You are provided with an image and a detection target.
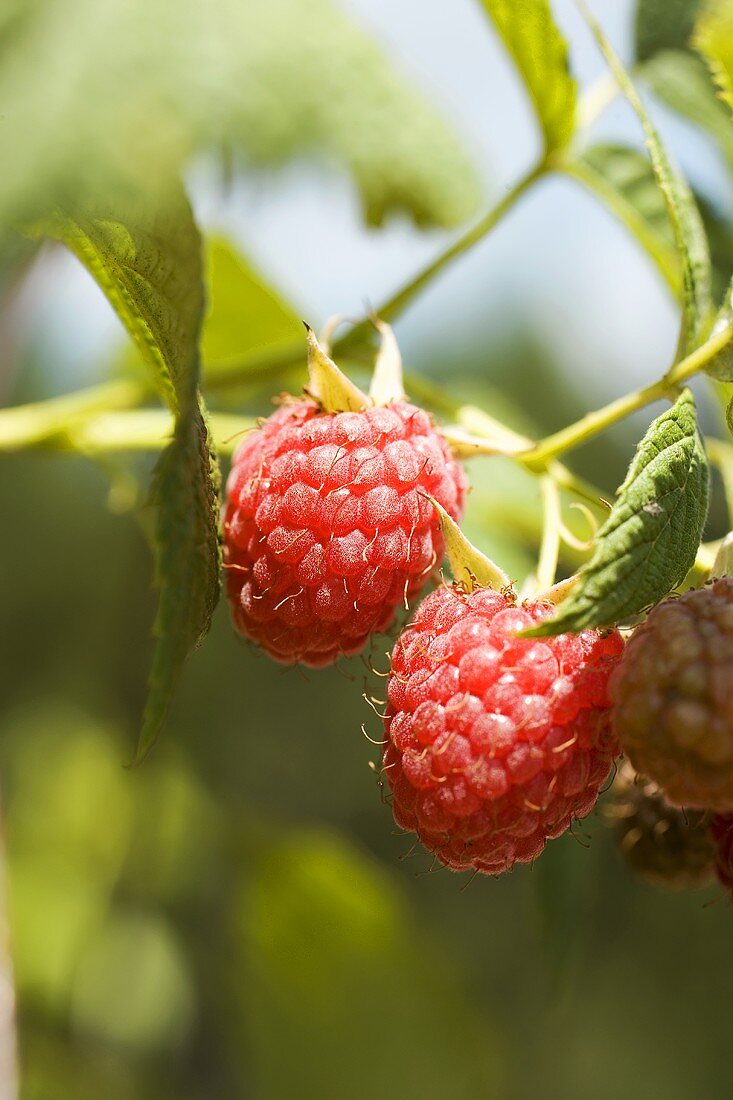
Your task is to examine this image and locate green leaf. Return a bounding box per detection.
[0,0,481,232]
[642,49,733,171]
[202,237,303,375]
[44,192,204,414]
[695,0,733,114]
[698,192,733,304]
[568,144,681,296]
[137,402,221,763]
[582,5,712,355]
[477,0,577,152]
[43,187,221,761]
[705,277,733,381]
[530,390,709,634]
[635,0,701,62]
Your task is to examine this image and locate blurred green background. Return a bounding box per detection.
[2,1,733,1098]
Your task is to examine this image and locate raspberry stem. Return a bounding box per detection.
[536,476,562,591]
[0,404,251,455]
[523,322,733,468]
[336,162,548,345]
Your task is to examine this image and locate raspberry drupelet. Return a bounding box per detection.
[610,579,733,811]
[224,398,467,667]
[383,584,624,874]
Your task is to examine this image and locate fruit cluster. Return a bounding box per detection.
[223,329,733,897]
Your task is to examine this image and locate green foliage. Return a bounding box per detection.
[635,0,701,62]
[139,405,221,763]
[570,144,680,295]
[634,2,733,204]
[202,237,303,372]
[584,5,712,355]
[0,0,481,231]
[477,0,577,152]
[699,192,733,304]
[42,188,222,762]
[643,50,733,170]
[4,5,733,1098]
[695,0,733,114]
[238,832,500,1100]
[43,193,204,413]
[706,278,733,380]
[70,911,194,1052]
[532,391,710,634]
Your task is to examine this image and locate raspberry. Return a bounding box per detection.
[610,579,733,811]
[224,398,467,667]
[604,760,714,890]
[710,813,733,900]
[382,584,623,874]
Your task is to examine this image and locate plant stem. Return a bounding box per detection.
[201,161,549,388]
[559,156,681,298]
[456,404,611,510]
[0,379,142,452]
[0,158,549,444]
[523,323,733,469]
[337,161,548,353]
[536,476,562,590]
[0,405,252,456]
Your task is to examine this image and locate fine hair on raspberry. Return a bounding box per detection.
[224,398,467,667]
[383,583,623,874]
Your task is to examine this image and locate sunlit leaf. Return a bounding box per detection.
[635,0,701,62]
[705,277,733,381]
[0,0,481,231]
[42,187,221,761]
[530,391,709,634]
[695,0,733,113]
[45,193,204,412]
[138,403,221,763]
[698,192,733,304]
[568,144,680,296]
[202,236,303,376]
[582,5,712,355]
[478,0,577,152]
[643,49,733,170]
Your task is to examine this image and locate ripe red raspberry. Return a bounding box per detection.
[382,584,623,874]
[710,813,733,900]
[604,760,715,891]
[610,579,733,811]
[224,399,467,667]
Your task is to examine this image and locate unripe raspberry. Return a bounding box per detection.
[604,760,714,890]
[710,813,733,900]
[611,579,733,811]
[383,584,623,874]
[224,399,467,667]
